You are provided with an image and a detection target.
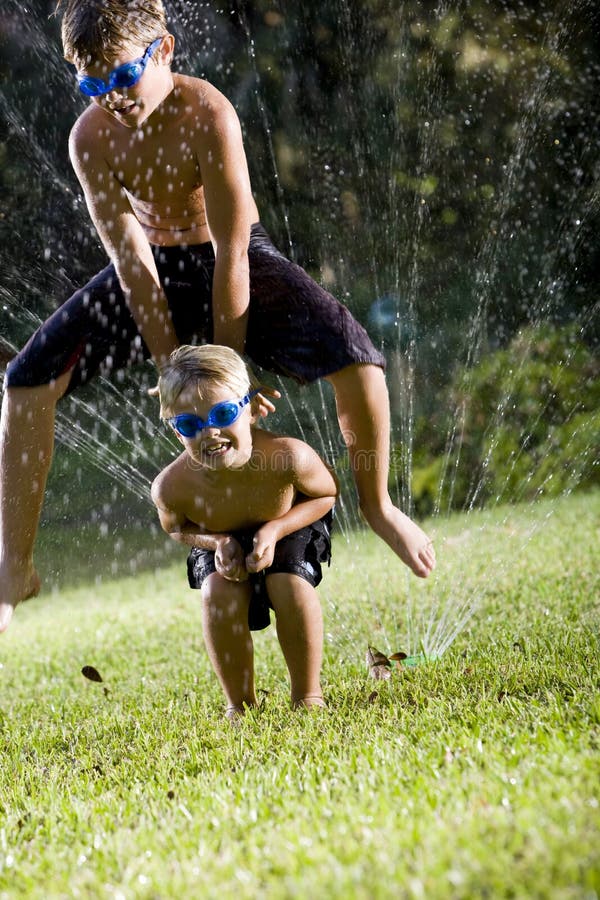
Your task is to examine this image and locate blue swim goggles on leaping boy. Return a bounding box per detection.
[167,390,260,438]
[77,37,163,97]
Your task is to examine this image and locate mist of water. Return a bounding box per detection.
[1,0,598,657]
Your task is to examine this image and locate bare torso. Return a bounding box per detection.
[85,74,259,246]
[163,429,297,533]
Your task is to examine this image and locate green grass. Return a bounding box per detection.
[1,492,599,899]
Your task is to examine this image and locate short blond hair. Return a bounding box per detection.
[57,0,167,67]
[158,345,260,418]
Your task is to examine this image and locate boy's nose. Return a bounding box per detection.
[105,89,122,104]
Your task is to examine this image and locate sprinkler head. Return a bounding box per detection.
[402,653,439,667]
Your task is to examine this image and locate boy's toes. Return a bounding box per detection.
[422,541,436,568]
[415,542,436,577]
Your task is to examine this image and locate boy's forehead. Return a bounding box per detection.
[178,379,239,403]
[76,40,146,71]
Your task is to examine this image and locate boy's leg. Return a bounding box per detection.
[245,233,434,577]
[266,573,325,709]
[326,363,436,579]
[200,573,258,716]
[0,371,72,632]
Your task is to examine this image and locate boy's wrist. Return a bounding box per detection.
[255,522,280,545]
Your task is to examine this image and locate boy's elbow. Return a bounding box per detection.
[320,493,336,515]
[330,471,341,499]
[150,477,162,507]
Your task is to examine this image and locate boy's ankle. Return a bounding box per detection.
[359,496,395,521]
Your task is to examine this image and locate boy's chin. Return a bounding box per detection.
[201,446,252,470]
[107,100,150,128]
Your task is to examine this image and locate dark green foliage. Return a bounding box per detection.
[406,325,600,514]
[1,0,598,348]
[1,0,599,528]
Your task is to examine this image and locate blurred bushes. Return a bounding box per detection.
[398,324,600,515]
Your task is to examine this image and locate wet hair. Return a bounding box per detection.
[56,0,167,67]
[158,345,260,419]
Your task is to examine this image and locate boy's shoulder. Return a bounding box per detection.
[173,73,230,105]
[151,451,199,505]
[69,74,236,149]
[252,428,325,472]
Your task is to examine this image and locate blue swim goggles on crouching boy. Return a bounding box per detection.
[77,37,163,97]
[167,390,260,438]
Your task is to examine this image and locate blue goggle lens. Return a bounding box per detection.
[78,77,105,97]
[168,391,258,438]
[211,402,239,428]
[172,414,205,437]
[77,38,161,97]
[112,62,142,88]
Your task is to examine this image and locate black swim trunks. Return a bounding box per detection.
[187,510,333,631]
[5,224,385,394]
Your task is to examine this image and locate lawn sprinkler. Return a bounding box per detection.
[401,653,439,667]
[402,642,440,667]
[367,645,440,678]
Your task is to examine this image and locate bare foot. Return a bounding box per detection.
[0,561,41,632]
[292,695,326,711]
[224,701,258,723]
[225,705,246,724]
[362,502,436,578]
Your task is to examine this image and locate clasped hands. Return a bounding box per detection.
[215,526,278,582]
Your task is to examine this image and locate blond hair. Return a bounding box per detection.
[56,0,167,67]
[158,345,260,418]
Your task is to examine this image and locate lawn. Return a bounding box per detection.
[0,492,598,899]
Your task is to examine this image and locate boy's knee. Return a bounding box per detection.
[266,572,303,605]
[201,573,249,620]
[4,370,72,409]
[201,572,229,603]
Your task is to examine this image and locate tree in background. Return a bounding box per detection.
[1,0,597,524]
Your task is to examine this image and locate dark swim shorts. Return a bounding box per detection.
[5,224,385,394]
[187,510,333,631]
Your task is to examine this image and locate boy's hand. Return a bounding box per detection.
[215,536,248,582]
[245,525,278,573]
[255,384,281,418]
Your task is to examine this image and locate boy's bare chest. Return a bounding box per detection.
[106,130,203,206]
[183,471,295,533]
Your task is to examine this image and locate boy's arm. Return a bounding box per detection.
[195,93,255,354]
[150,474,247,580]
[69,118,178,367]
[246,441,338,573]
[150,476,228,549]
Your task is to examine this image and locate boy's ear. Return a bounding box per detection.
[159,33,175,65]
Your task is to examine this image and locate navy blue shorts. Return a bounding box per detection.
[5,224,385,393]
[187,511,333,631]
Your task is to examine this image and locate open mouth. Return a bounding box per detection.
[111,101,137,116]
[202,441,231,459]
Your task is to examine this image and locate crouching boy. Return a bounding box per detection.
[151,345,337,718]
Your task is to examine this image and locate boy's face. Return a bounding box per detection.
[168,382,256,472]
[76,35,174,128]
